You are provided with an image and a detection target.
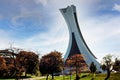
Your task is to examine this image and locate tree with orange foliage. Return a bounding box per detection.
[66,54,87,80]
[0,48,20,78]
[16,51,39,76]
[39,51,63,80]
[0,56,7,77]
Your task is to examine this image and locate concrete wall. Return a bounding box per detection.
[60,5,103,72]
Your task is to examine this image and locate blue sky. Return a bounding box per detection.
[0,0,120,61]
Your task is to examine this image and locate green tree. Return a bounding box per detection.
[90,62,97,79]
[101,54,113,80]
[90,62,97,73]
[113,58,120,72]
[39,51,63,80]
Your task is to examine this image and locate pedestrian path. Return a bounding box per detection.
[18,76,45,80]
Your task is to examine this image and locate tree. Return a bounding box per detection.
[101,54,113,80]
[39,51,63,80]
[113,58,120,72]
[0,56,7,77]
[66,54,87,80]
[4,57,18,77]
[16,51,39,76]
[0,48,18,78]
[90,62,97,79]
[90,62,97,74]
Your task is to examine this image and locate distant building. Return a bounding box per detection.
[60,5,102,72]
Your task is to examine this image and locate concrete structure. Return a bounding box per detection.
[60,5,102,72]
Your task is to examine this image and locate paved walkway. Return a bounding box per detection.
[18,76,45,80]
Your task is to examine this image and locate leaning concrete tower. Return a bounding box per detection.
[60,5,102,72]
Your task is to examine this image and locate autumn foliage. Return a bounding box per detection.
[65,54,87,80]
[39,51,63,80]
[16,51,39,76]
[66,54,87,70]
[0,49,39,78]
[0,56,7,77]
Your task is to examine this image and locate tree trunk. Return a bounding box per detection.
[46,74,49,80]
[76,65,77,79]
[105,68,110,80]
[52,72,54,80]
[25,72,27,77]
[75,66,80,80]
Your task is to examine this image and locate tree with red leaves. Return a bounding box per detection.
[66,54,87,80]
[16,51,39,76]
[0,48,21,78]
[39,51,63,80]
[0,56,7,77]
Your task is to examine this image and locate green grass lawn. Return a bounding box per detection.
[40,72,120,80]
[0,72,120,80]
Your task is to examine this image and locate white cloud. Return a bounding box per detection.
[34,0,48,6]
[0,15,3,19]
[0,30,13,49]
[12,13,69,56]
[11,7,41,29]
[12,5,120,60]
[112,4,120,12]
[11,1,120,60]
[78,15,120,62]
[1,0,120,61]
